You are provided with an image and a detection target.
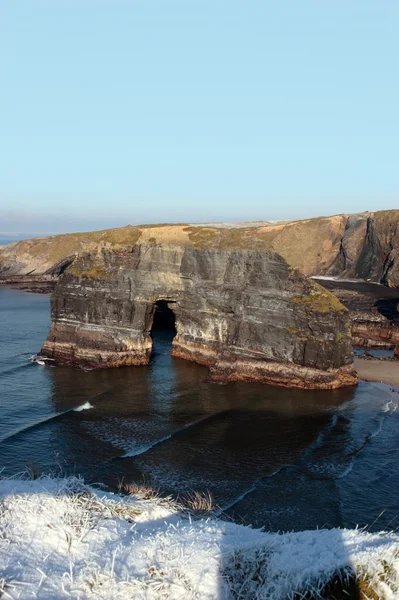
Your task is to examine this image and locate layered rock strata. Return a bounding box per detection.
[2,209,399,288]
[41,244,357,389]
[315,279,399,353]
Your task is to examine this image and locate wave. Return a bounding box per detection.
[0,411,74,444]
[118,411,232,459]
[74,402,93,412]
[346,398,397,458]
[336,462,354,479]
[217,484,257,514]
[0,353,57,376]
[0,402,95,444]
[0,362,34,377]
[120,433,173,458]
[222,397,398,512]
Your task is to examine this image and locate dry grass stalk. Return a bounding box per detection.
[122,481,217,515]
[181,490,216,514]
[122,481,161,501]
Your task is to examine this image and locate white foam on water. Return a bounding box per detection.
[368,399,398,439]
[370,417,385,439]
[306,460,354,479]
[87,412,223,458]
[85,416,174,456]
[74,402,94,412]
[382,399,393,413]
[0,408,75,444]
[335,461,354,479]
[121,433,173,457]
[218,484,257,514]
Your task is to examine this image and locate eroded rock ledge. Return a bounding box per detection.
[41,244,357,389]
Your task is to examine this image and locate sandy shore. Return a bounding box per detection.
[354,358,399,388]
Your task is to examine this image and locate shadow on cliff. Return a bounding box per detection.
[150,299,177,347]
[374,297,399,322]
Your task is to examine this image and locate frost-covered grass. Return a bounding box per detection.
[122,481,216,514]
[0,476,399,599]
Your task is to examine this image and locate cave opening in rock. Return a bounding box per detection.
[150,300,177,355]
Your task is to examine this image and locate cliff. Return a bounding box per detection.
[1,209,399,287]
[316,279,399,351]
[40,244,356,389]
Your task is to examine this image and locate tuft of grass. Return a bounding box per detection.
[122,481,161,501]
[26,462,40,480]
[122,480,217,515]
[309,567,395,600]
[180,490,216,513]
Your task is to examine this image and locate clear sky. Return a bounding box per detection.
[1,1,398,234]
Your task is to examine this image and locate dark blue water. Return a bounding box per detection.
[1,286,399,532]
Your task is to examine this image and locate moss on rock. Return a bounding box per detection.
[67,265,108,279]
[290,291,347,313]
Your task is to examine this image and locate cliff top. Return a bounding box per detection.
[1,475,397,599]
[1,209,399,283]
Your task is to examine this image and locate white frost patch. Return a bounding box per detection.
[0,477,398,599]
[73,402,93,412]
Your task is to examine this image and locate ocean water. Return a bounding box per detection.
[1,286,399,532]
[0,235,33,245]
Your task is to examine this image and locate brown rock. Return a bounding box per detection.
[41,244,357,389]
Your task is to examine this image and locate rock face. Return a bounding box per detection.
[257,210,399,286]
[352,318,399,349]
[41,244,357,389]
[2,210,399,289]
[315,279,399,352]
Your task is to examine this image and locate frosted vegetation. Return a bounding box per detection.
[1,476,399,599]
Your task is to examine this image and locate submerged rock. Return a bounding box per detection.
[41,244,357,389]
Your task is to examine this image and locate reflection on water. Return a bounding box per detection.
[1,287,399,532]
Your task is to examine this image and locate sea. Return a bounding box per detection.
[0,235,35,245]
[1,285,399,532]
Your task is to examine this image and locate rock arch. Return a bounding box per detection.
[41,244,358,389]
[149,300,177,342]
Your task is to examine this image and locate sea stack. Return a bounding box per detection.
[40,243,357,389]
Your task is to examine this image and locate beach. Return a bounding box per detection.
[355,358,399,388]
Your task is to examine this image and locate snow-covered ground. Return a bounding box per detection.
[1,476,399,599]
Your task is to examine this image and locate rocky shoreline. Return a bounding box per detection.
[0,275,57,294]
[1,212,398,388]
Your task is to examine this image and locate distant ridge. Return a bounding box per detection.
[1,209,398,287]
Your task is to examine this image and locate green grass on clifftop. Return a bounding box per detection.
[290,280,347,313]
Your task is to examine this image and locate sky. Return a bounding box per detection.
[1,1,398,235]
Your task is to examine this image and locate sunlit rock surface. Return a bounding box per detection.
[41,244,357,389]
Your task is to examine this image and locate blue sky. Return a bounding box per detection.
[1,1,398,234]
